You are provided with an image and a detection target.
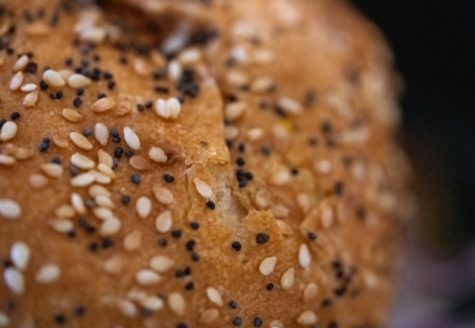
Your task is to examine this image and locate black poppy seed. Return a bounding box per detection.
[175,269,186,278]
[97,92,106,99]
[49,93,56,100]
[236,157,245,166]
[307,232,317,241]
[163,173,175,183]
[39,79,48,90]
[73,305,85,317]
[206,200,215,210]
[66,230,77,239]
[238,143,246,153]
[39,137,51,152]
[158,238,168,247]
[334,286,347,297]
[136,104,145,112]
[131,173,141,185]
[51,156,61,164]
[103,71,113,79]
[290,167,299,176]
[244,172,253,181]
[25,62,38,74]
[53,314,66,325]
[5,300,16,311]
[88,242,99,252]
[73,97,82,108]
[328,321,338,328]
[107,81,115,90]
[321,298,333,307]
[253,317,263,327]
[184,281,194,290]
[233,316,242,326]
[266,283,274,291]
[101,238,114,249]
[171,230,182,239]
[70,165,81,177]
[154,85,169,94]
[185,240,196,251]
[121,195,131,205]
[125,150,135,158]
[144,100,153,108]
[334,181,344,196]
[231,241,241,251]
[3,259,13,268]
[83,127,93,137]
[190,222,200,230]
[10,112,20,120]
[256,233,269,245]
[321,121,333,134]
[229,300,238,309]
[55,90,63,99]
[177,324,188,328]
[65,57,73,66]
[191,252,200,262]
[184,266,192,275]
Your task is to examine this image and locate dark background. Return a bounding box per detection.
[351,1,475,327]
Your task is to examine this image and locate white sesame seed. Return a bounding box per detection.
[314,159,332,174]
[246,128,264,141]
[70,172,95,187]
[129,155,150,170]
[303,282,319,303]
[95,194,114,208]
[117,299,137,318]
[148,146,167,163]
[0,199,21,220]
[0,121,18,141]
[155,210,173,233]
[9,71,24,90]
[40,163,63,178]
[92,97,115,113]
[29,173,49,189]
[67,74,91,89]
[168,60,182,81]
[43,69,65,87]
[198,308,219,324]
[278,96,302,115]
[141,295,164,311]
[0,154,15,166]
[99,217,121,236]
[206,287,223,307]
[11,241,30,271]
[269,320,285,328]
[154,98,181,120]
[97,163,115,180]
[69,132,93,150]
[224,126,239,140]
[12,147,33,160]
[297,310,318,325]
[13,55,29,71]
[0,312,9,327]
[132,58,150,76]
[89,184,110,197]
[96,151,112,170]
[123,127,141,150]
[55,204,75,219]
[280,268,295,290]
[231,45,249,64]
[49,218,74,234]
[296,193,311,213]
[226,70,249,86]
[251,77,274,93]
[193,177,213,199]
[298,244,312,269]
[136,269,161,285]
[152,185,174,205]
[93,207,114,220]
[62,108,84,122]
[70,193,86,215]
[103,255,123,274]
[253,48,275,64]
[320,205,334,229]
[136,196,152,219]
[70,153,95,169]
[179,48,202,65]
[20,83,37,92]
[4,268,24,295]
[270,169,291,186]
[149,255,174,273]
[259,256,277,276]
[23,90,39,107]
[167,292,185,316]
[52,135,68,148]
[79,26,106,43]
[36,264,61,284]
[94,123,109,146]
[225,102,245,120]
[123,230,142,251]
[271,204,289,218]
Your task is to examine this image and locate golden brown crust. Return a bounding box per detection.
[0,0,411,327]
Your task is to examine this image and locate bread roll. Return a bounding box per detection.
[0,0,411,327]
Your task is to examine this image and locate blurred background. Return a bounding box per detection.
[351,1,475,327]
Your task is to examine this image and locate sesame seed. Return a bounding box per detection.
[49,218,74,234]
[94,123,109,146]
[11,241,30,271]
[22,90,39,107]
[155,210,173,233]
[259,256,277,276]
[280,268,295,290]
[256,233,269,244]
[95,194,114,208]
[0,154,15,166]
[297,311,318,325]
[3,268,25,295]
[69,132,93,150]
[136,196,152,219]
[70,153,95,169]
[148,146,168,163]
[154,98,182,120]
[9,71,24,91]
[41,163,63,178]
[29,173,49,189]
[20,83,37,92]
[123,127,141,150]
[0,312,10,327]
[303,282,319,303]
[225,102,245,120]
[67,74,91,89]
[167,292,186,316]
[198,309,219,324]
[13,54,29,71]
[0,121,18,141]
[62,108,84,122]
[0,199,21,220]
[70,173,95,187]
[206,287,223,306]
[92,97,115,113]
[136,269,161,285]
[193,177,213,199]
[141,296,164,311]
[123,230,142,251]
[152,185,175,205]
[35,263,61,284]
[278,96,302,115]
[70,193,86,213]
[129,155,150,170]
[100,217,121,236]
[117,299,137,318]
[93,207,114,220]
[79,26,106,43]
[150,255,174,273]
[43,69,65,87]
[299,244,312,268]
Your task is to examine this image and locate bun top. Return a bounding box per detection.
[0,0,412,327]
